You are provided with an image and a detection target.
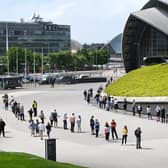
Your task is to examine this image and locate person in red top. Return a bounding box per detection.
[111,119,119,140]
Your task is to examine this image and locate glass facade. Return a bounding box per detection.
[0,21,71,55]
[140,27,168,59]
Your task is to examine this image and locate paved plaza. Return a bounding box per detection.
[0,83,168,168]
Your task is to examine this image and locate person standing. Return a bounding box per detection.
[90,116,95,135]
[87,93,90,104]
[0,118,6,137]
[155,105,161,122]
[51,77,55,88]
[161,106,166,123]
[76,115,82,133]
[132,99,136,116]
[111,119,119,140]
[35,119,39,136]
[49,112,54,126]
[137,104,142,118]
[32,100,38,117]
[121,125,128,145]
[28,108,33,122]
[52,109,58,127]
[38,122,45,140]
[20,104,25,121]
[70,113,75,132]
[63,113,68,129]
[95,119,100,138]
[146,105,152,120]
[135,127,142,149]
[123,98,127,110]
[104,122,110,141]
[83,90,87,100]
[46,122,52,138]
[39,110,45,123]
[29,120,36,136]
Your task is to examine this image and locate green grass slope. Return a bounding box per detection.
[105,64,168,97]
[0,152,85,168]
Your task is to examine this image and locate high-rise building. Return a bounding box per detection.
[0,14,71,55]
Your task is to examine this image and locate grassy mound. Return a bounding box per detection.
[0,152,85,168]
[105,64,168,97]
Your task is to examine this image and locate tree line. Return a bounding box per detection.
[0,47,109,74]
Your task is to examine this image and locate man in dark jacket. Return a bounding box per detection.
[0,118,6,137]
[135,127,142,149]
[90,116,95,135]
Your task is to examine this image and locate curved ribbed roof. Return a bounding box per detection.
[122,0,168,72]
[132,7,168,36]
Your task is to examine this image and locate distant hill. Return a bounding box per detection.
[71,40,82,52]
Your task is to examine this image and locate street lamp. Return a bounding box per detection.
[33,48,36,87]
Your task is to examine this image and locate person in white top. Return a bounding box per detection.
[38,122,45,140]
[146,105,152,120]
[155,105,161,122]
[76,115,82,133]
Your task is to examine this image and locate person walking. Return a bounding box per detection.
[135,127,142,149]
[70,113,75,132]
[121,125,128,145]
[95,119,100,138]
[38,122,45,140]
[63,113,68,129]
[46,122,52,138]
[111,119,119,140]
[90,116,95,135]
[104,122,110,141]
[76,115,82,133]
[32,100,38,117]
[0,118,6,137]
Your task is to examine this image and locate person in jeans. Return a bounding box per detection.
[70,113,75,132]
[63,113,68,129]
[111,119,119,140]
[38,122,45,140]
[95,119,100,138]
[122,125,128,145]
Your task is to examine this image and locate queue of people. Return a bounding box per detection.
[0,92,150,150]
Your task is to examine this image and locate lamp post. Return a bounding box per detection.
[41,48,44,75]
[16,47,18,75]
[33,48,36,87]
[24,48,27,80]
[6,23,9,76]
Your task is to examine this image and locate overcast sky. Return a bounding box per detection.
[0,0,148,44]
